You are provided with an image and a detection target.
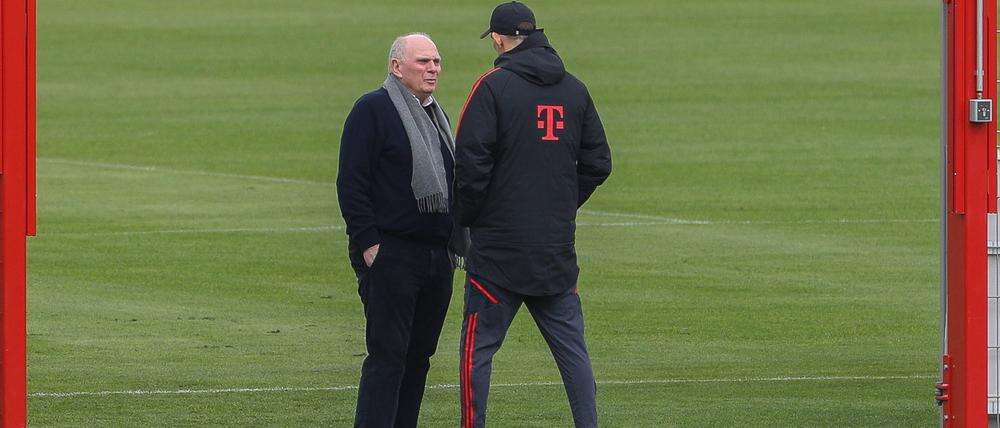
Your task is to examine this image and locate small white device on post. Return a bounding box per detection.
[971,98,993,123]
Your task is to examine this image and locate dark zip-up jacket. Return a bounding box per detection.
[454,31,612,296]
[337,88,454,254]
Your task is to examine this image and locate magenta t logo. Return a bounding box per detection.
[536,105,565,141]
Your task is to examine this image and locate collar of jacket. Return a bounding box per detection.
[493,30,552,66]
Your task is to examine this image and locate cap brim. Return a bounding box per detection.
[479,29,492,39]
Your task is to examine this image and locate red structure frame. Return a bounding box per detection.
[0,0,36,426]
[0,1,994,426]
[940,0,997,426]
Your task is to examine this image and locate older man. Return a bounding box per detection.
[453,2,612,427]
[337,33,457,428]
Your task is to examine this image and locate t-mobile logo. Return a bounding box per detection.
[536,105,565,141]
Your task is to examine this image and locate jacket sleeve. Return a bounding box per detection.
[454,80,498,227]
[577,93,612,207]
[336,98,380,251]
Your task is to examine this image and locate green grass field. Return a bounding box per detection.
[29,0,942,426]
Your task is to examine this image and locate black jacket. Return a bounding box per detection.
[337,88,454,254]
[454,32,612,295]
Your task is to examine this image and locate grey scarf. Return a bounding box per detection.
[382,74,470,267]
[382,74,454,213]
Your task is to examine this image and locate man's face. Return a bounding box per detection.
[391,36,441,101]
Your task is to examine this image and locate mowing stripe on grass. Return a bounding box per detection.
[40,158,936,226]
[29,374,935,399]
[42,222,691,236]
[42,216,921,237]
[39,218,936,238]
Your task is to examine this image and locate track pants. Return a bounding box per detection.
[351,236,454,428]
[459,274,597,428]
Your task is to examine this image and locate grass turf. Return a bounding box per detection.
[30,0,941,426]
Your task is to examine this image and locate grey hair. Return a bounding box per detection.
[388,32,433,72]
[499,34,527,47]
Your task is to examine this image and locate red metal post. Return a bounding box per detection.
[988,2,999,215]
[0,0,35,425]
[942,0,997,426]
[26,0,36,238]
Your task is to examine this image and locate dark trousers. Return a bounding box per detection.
[351,235,454,428]
[459,275,597,428]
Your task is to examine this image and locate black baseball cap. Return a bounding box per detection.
[479,1,538,39]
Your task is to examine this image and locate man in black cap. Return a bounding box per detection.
[453,2,612,427]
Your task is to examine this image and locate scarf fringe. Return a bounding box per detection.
[416,193,448,214]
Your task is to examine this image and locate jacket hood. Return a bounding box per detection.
[494,31,565,86]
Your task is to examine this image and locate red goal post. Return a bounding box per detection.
[940,0,998,426]
[0,0,37,426]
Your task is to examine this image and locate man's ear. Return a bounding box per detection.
[390,58,403,78]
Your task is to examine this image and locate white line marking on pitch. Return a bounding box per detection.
[44,225,345,236]
[45,223,672,237]
[719,218,937,225]
[29,374,935,399]
[41,217,935,237]
[578,209,936,225]
[39,158,332,187]
[578,221,708,227]
[579,209,701,223]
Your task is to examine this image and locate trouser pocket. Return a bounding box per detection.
[464,275,503,316]
[348,241,369,301]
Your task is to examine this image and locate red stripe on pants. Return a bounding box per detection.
[460,316,467,425]
[470,278,499,304]
[463,312,479,428]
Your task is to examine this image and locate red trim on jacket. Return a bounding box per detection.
[456,67,501,138]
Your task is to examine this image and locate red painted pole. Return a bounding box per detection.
[26,0,36,238]
[0,0,35,425]
[941,0,996,426]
